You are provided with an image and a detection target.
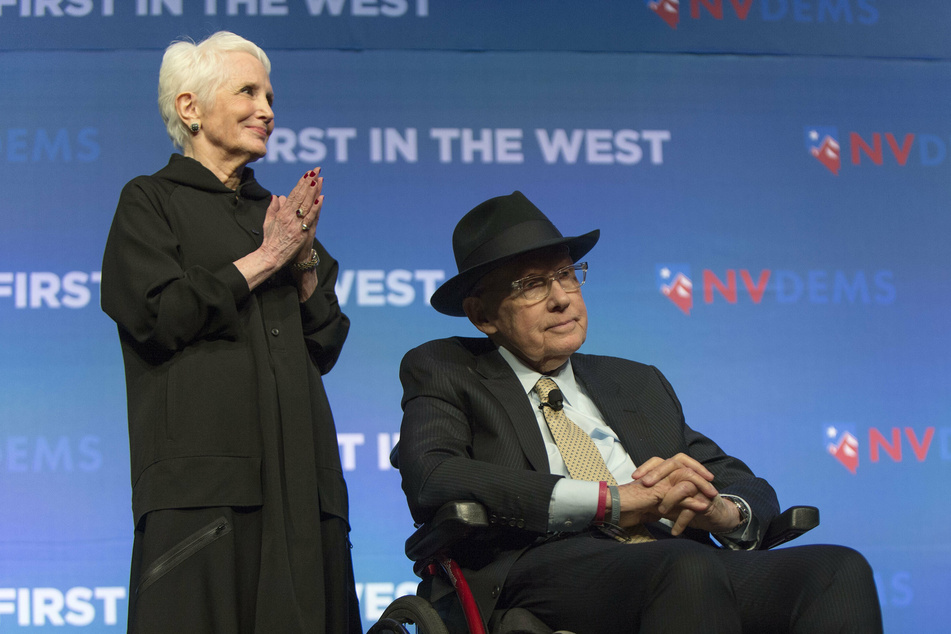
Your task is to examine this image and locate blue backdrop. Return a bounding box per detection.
[1,1,948,631]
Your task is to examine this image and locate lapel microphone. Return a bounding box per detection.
[539,389,565,412]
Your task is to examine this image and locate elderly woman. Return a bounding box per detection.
[101,32,360,632]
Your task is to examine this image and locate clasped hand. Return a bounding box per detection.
[614,453,740,537]
[260,167,324,270]
[236,167,325,299]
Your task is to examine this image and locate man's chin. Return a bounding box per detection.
[550,335,585,358]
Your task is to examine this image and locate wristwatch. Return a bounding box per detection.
[291,248,320,271]
[725,496,750,528]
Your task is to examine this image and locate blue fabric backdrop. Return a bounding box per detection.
[1,1,948,631]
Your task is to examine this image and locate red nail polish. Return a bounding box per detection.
[310,180,316,186]
[314,198,320,205]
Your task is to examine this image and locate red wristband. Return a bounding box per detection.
[594,480,608,525]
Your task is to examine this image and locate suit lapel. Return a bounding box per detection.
[475,348,551,474]
[572,355,678,538]
[572,354,657,468]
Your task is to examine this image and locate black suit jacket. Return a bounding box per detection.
[399,336,779,618]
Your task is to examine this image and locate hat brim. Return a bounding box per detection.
[430,229,600,317]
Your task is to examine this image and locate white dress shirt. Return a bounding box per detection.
[497,347,756,547]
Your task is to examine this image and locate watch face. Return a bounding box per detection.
[727,497,749,523]
[736,500,750,521]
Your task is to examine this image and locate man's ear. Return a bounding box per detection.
[463,296,497,336]
[175,92,201,129]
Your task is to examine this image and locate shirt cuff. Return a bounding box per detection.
[548,479,600,532]
[713,495,760,550]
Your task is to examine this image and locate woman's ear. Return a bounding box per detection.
[175,92,201,129]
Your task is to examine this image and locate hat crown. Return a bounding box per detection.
[453,191,564,272]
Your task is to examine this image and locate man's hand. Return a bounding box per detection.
[612,478,668,528]
[614,453,742,536]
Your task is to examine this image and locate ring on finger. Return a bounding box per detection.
[296,208,305,218]
[300,222,309,231]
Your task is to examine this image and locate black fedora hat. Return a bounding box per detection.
[430,191,600,316]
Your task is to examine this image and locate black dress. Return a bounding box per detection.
[102,154,361,632]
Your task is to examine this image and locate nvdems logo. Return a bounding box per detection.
[806,127,841,175]
[2,128,99,163]
[824,424,947,474]
[826,424,860,473]
[656,264,894,315]
[645,0,879,30]
[657,265,693,315]
[647,0,680,29]
[805,125,951,175]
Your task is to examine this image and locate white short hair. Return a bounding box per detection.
[158,31,271,150]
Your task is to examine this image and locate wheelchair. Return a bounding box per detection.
[368,490,820,634]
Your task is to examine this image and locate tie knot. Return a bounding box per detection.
[535,376,559,403]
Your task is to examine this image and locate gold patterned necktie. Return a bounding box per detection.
[535,376,653,543]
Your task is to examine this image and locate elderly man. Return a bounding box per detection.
[397,191,882,633]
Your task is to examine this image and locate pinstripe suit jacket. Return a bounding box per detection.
[398,336,779,618]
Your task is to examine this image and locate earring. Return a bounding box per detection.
[190,122,200,133]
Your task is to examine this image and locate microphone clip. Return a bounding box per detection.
[538,389,565,412]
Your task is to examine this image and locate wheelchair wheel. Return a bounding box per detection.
[367,595,450,634]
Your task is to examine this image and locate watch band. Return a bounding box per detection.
[291,248,320,271]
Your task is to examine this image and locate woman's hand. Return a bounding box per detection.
[260,168,323,268]
[234,167,324,293]
[289,174,323,303]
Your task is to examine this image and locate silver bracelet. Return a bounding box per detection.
[609,485,621,525]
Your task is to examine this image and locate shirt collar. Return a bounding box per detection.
[497,346,580,407]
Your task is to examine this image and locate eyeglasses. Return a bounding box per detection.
[510,262,587,302]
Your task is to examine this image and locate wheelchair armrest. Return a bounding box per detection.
[405,501,490,562]
[405,502,819,560]
[760,505,820,550]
